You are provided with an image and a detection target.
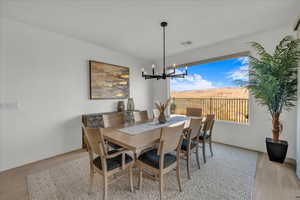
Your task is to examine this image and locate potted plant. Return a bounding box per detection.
[170,98,177,114]
[248,36,300,163]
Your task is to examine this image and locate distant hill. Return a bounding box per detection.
[171,87,249,99]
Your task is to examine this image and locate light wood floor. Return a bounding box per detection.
[0,149,299,200]
[253,154,300,200]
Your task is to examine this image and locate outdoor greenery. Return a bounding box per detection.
[247,36,300,140]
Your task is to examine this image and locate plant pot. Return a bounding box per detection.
[265,137,288,163]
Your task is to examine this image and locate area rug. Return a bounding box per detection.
[27,144,257,200]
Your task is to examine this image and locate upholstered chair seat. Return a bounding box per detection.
[93,150,133,171]
[181,139,197,151]
[199,134,210,140]
[138,149,176,169]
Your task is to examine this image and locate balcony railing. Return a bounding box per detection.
[171,98,249,123]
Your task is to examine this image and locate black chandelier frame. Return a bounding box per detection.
[142,22,187,80]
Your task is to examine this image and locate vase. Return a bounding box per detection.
[117,101,125,112]
[127,98,135,111]
[158,111,167,124]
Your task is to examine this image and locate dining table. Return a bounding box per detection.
[101,114,204,180]
[102,115,202,155]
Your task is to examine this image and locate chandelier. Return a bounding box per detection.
[142,22,187,80]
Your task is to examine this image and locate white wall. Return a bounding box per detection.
[153,26,297,159]
[0,18,152,171]
[0,15,5,171]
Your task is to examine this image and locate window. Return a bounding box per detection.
[170,54,249,123]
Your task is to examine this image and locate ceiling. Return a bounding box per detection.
[2,0,300,61]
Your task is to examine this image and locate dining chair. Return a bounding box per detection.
[82,124,134,200]
[198,114,215,163]
[133,110,149,122]
[102,112,125,128]
[186,107,202,117]
[153,109,160,120]
[137,123,184,200]
[102,113,125,149]
[181,118,203,179]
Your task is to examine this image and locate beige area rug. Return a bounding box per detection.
[27,144,257,200]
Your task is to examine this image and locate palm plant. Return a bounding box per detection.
[248,36,300,141]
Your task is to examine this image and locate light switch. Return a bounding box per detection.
[0,101,20,110]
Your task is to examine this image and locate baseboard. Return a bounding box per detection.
[285,157,296,165]
[212,141,261,153]
[212,141,296,165]
[0,148,85,173]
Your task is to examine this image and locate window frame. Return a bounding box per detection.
[168,51,251,124]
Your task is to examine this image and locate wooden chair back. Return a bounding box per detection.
[158,123,184,155]
[82,124,107,157]
[202,114,215,135]
[103,112,125,128]
[133,110,149,122]
[208,118,215,136]
[186,107,202,117]
[188,118,203,139]
[153,109,160,120]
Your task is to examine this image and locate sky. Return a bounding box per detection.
[170,57,249,92]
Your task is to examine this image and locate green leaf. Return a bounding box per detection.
[246,36,300,116]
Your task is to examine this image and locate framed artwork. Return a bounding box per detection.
[89,60,129,99]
